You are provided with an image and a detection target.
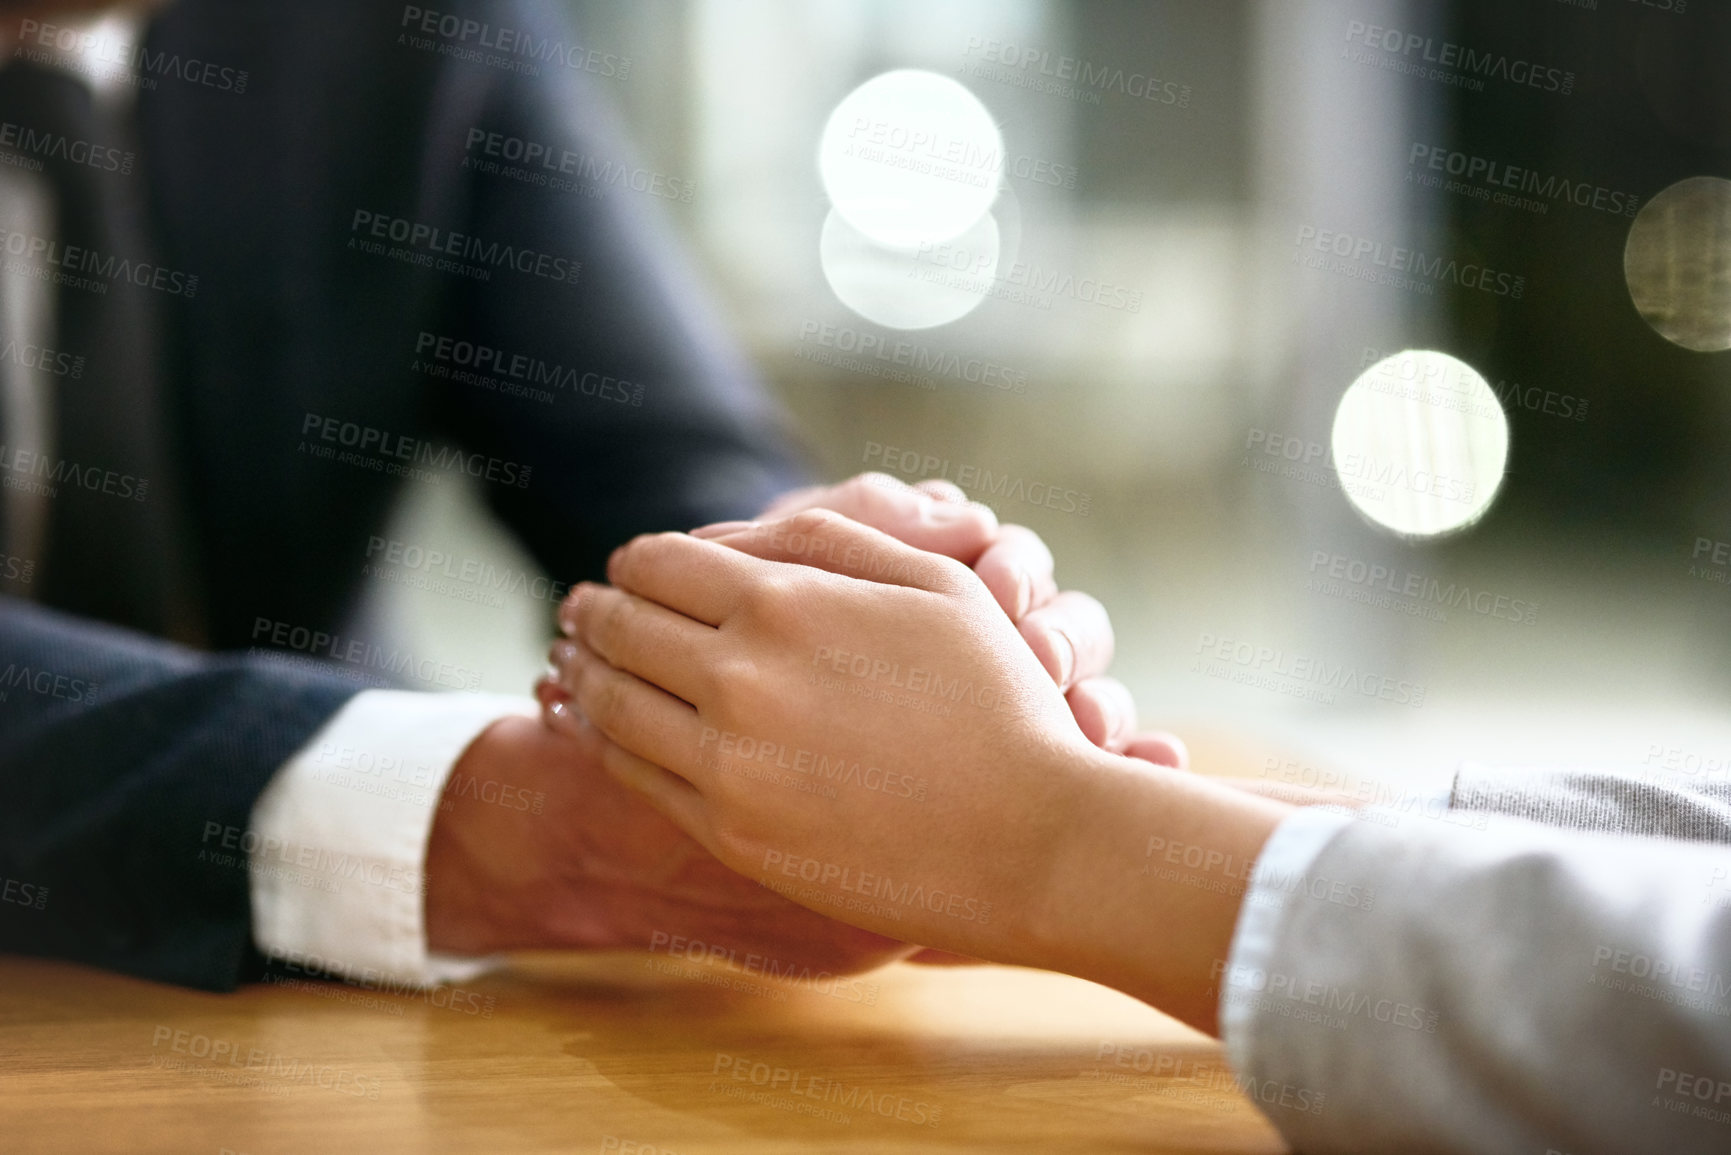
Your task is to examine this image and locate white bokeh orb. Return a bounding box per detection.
[1330,350,1510,539]
[818,69,1003,249]
[1624,176,1731,353]
[818,208,999,330]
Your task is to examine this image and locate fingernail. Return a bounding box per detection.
[558,594,582,636]
[535,675,571,709]
[1052,628,1075,687]
[691,520,758,539]
[1013,571,1032,619]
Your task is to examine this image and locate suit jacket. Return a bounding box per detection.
[0,0,803,990]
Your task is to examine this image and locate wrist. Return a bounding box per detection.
[1011,744,1127,972]
[1024,750,1293,1035]
[424,715,550,955]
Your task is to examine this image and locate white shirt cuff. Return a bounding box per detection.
[247,689,536,988]
[1219,805,1356,1074]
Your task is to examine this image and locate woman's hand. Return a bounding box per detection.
[547,510,1104,966]
[547,510,1292,1034]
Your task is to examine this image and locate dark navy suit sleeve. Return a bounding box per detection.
[0,1,812,993]
[0,598,356,990]
[420,0,811,580]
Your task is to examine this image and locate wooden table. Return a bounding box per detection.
[0,952,1286,1154]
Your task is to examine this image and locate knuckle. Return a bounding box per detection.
[594,591,634,650]
[736,573,793,622]
[612,532,676,582]
[927,553,977,594]
[786,507,848,537]
[971,537,1011,576]
[1102,677,1136,716]
[607,540,641,585]
[1009,524,1054,563]
[859,474,908,508]
[681,647,728,703]
[1067,588,1107,618]
[583,668,628,732]
[707,654,763,713]
[1068,592,1115,649]
[925,484,968,507]
[761,483,817,517]
[1020,598,1060,632]
[857,471,904,494]
[642,532,688,567]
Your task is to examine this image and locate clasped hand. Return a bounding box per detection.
[543,493,1183,967]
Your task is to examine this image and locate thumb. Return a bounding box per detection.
[1123,730,1190,771]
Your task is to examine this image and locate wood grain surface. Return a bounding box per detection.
[0,952,1287,1154]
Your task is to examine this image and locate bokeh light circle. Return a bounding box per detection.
[818,208,999,330]
[818,69,1003,249]
[1330,350,1510,539]
[1624,176,1731,353]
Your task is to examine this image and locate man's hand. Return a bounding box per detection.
[423,713,913,974]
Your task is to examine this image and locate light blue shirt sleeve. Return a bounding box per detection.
[1220,803,1731,1153]
[1450,762,1731,844]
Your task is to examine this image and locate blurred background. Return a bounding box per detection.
[369,0,1731,791]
